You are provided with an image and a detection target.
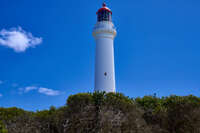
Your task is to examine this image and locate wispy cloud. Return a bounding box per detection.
[19,86,61,96]
[0,80,3,84]
[24,86,38,92]
[0,27,42,52]
[38,87,60,96]
[0,94,2,97]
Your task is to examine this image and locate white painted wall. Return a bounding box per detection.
[93,21,116,92]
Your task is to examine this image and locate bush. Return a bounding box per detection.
[1,93,200,133]
[0,121,7,133]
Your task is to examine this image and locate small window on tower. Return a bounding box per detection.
[104,72,107,76]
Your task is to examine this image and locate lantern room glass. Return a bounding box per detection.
[97,10,112,22]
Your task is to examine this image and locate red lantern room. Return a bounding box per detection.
[97,3,112,22]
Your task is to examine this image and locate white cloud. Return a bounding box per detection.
[0,27,42,52]
[19,86,61,96]
[38,87,60,96]
[24,86,37,92]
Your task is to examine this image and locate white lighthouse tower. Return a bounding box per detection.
[93,3,117,93]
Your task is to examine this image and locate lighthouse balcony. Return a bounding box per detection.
[93,21,116,38]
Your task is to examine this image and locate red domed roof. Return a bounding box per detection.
[96,3,112,15]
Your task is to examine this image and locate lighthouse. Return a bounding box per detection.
[93,3,117,93]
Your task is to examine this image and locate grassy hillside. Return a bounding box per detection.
[1,92,200,133]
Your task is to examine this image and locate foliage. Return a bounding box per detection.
[0,121,7,133]
[136,95,200,133]
[1,93,200,133]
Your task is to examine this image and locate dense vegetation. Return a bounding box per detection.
[1,92,200,133]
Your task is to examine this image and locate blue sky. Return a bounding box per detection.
[0,0,200,111]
